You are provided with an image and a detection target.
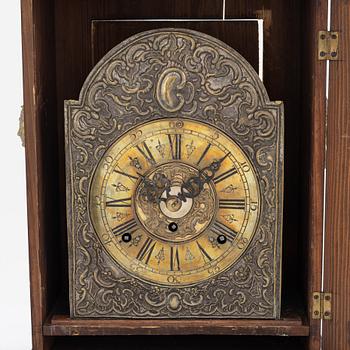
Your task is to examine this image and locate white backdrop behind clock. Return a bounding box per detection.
[0,0,32,349]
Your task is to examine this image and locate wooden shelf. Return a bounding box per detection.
[44,311,309,337]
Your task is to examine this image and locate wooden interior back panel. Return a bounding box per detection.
[91,21,259,70]
[323,1,350,349]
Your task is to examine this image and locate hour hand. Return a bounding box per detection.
[139,172,171,204]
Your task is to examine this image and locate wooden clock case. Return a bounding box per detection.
[21,0,350,349]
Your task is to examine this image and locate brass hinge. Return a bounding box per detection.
[318,31,339,60]
[312,292,332,320]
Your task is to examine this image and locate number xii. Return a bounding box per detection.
[168,134,182,160]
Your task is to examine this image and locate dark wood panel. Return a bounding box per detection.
[323,1,350,349]
[301,2,328,350]
[21,0,60,349]
[91,0,223,20]
[52,336,307,350]
[92,20,259,70]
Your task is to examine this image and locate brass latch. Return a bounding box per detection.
[312,292,332,320]
[318,31,339,60]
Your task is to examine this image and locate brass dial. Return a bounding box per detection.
[90,119,260,286]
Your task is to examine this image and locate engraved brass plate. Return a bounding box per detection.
[65,28,284,319]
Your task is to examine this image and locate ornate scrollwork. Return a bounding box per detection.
[65,29,283,318]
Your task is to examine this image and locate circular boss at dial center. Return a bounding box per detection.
[159,186,193,219]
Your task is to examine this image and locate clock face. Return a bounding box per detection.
[89,118,260,286]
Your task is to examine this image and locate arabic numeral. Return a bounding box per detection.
[101,233,112,245]
[167,275,180,284]
[95,195,102,207]
[250,201,258,211]
[240,162,250,172]
[208,265,220,275]
[237,237,248,249]
[130,130,143,141]
[103,155,113,170]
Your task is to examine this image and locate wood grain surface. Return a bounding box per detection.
[301,2,328,350]
[21,0,59,349]
[43,311,309,337]
[323,1,350,349]
[91,20,259,71]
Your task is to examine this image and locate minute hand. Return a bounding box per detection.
[178,153,230,201]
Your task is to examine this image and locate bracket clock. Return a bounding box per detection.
[65,28,284,319]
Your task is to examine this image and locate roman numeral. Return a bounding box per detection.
[219,199,246,210]
[136,141,156,166]
[136,237,156,264]
[170,246,181,271]
[113,169,139,182]
[211,220,238,240]
[196,143,211,165]
[196,242,212,263]
[213,167,238,184]
[106,197,131,207]
[168,134,182,160]
[112,218,137,236]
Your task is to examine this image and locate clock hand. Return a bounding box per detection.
[178,153,230,201]
[138,171,171,204]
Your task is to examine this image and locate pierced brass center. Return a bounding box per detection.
[134,162,217,243]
